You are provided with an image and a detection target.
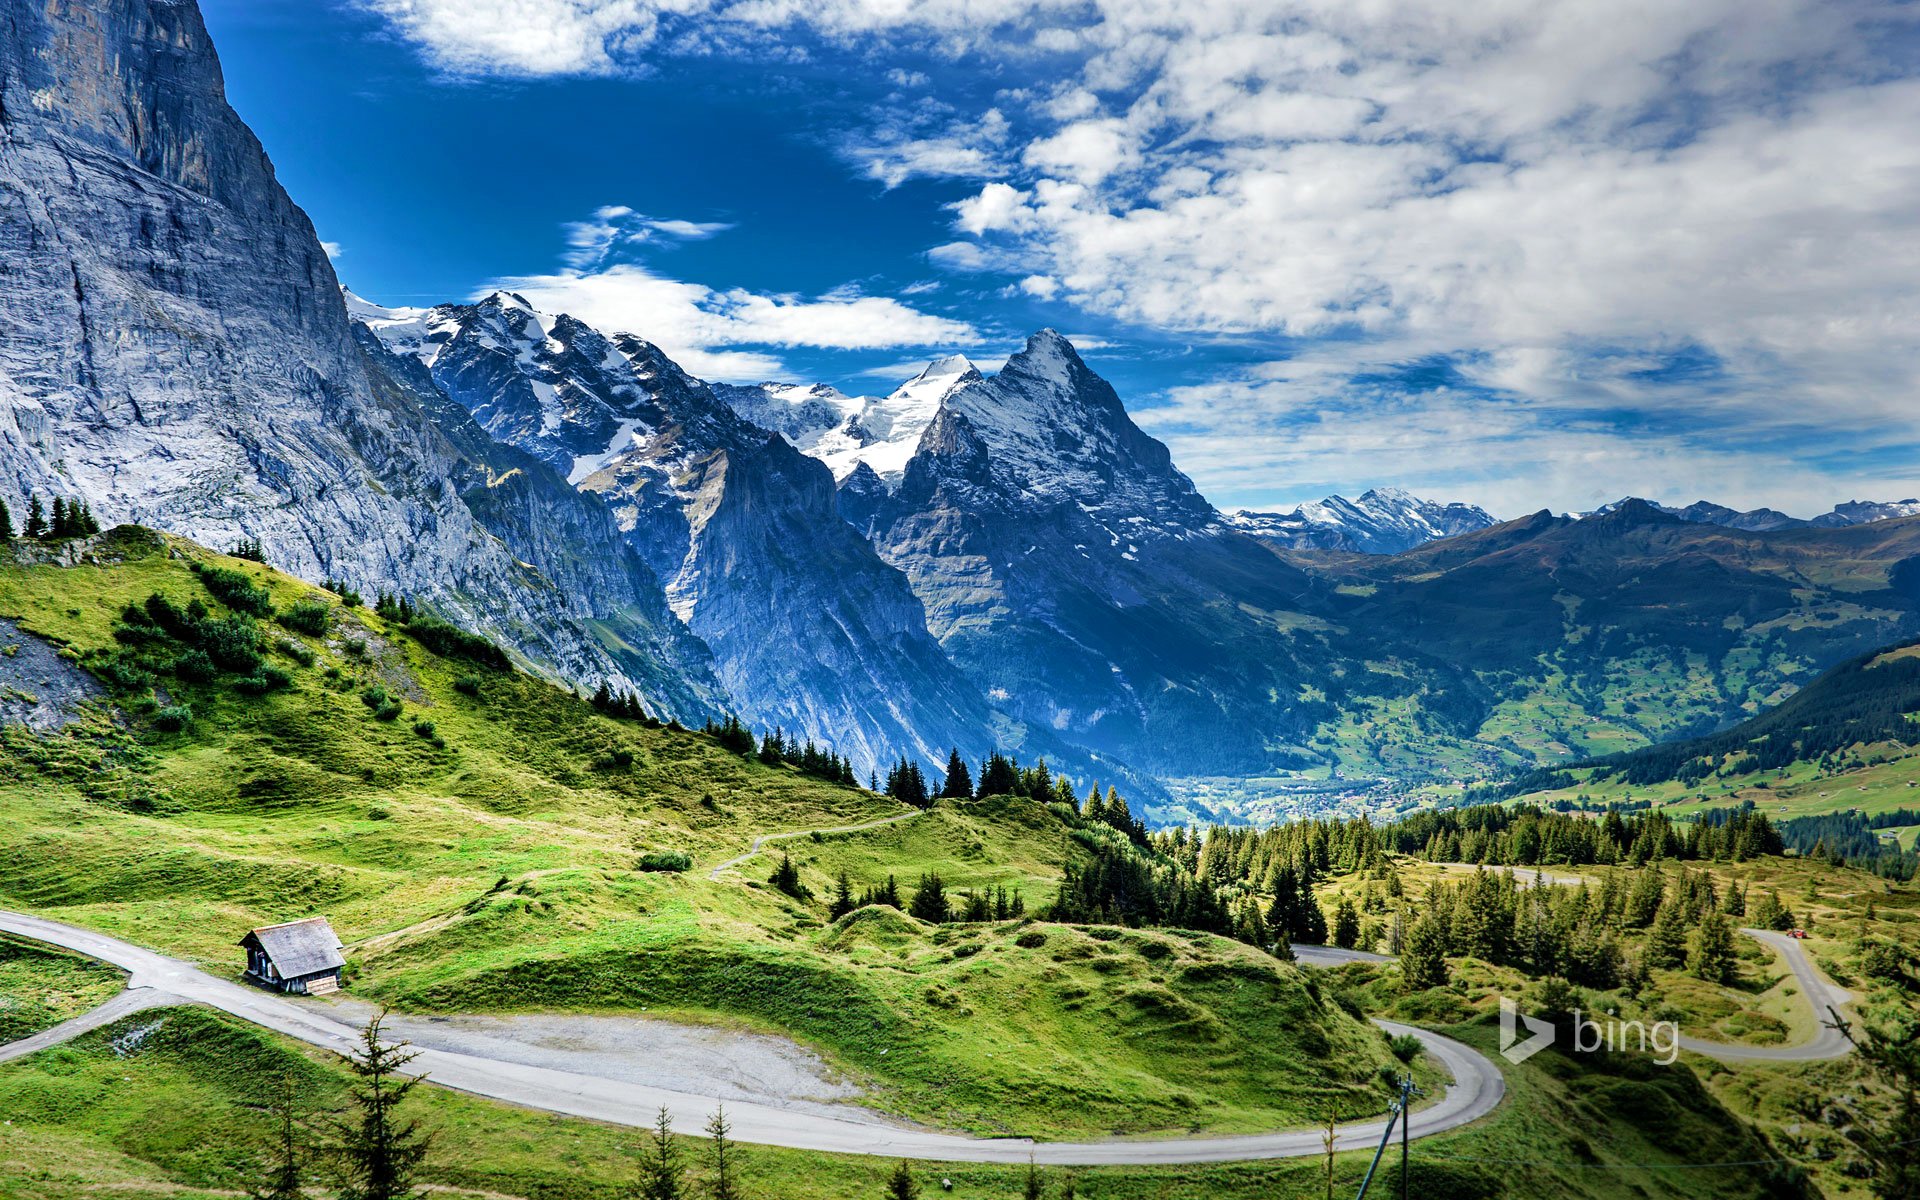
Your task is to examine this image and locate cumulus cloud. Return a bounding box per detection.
[484,209,978,380]
[362,0,1920,506]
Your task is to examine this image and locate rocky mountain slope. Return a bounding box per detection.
[1227,489,1496,554]
[0,0,721,720]
[352,293,1002,777]
[845,331,1415,779]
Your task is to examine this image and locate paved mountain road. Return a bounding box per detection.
[0,908,1502,1164]
[1678,929,1857,1062]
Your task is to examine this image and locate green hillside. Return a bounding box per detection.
[1287,504,1920,780]
[0,526,1408,1138]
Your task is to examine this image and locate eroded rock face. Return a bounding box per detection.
[860,332,1340,777]
[0,618,105,733]
[356,294,1000,776]
[0,0,722,720]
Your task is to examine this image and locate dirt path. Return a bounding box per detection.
[706,809,923,880]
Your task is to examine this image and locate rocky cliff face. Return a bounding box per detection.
[356,293,1000,776]
[858,331,1343,778]
[0,0,721,720]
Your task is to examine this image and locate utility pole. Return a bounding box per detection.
[1400,1074,1412,1200]
[1354,1076,1419,1200]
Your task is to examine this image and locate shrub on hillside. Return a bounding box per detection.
[452,675,482,698]
[406,616,510,669]
[638,851,692,873]
[190,562,273,616]
[151,704,192,732]
[234,665,293,695]
[277,598,330,637]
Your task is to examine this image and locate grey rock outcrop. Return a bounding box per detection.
[0,0,721,719]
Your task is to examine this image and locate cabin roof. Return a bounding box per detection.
[240,916,345,978]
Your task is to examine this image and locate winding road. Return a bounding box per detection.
[0,909,1501,1164]
[1678,929,1857,1062]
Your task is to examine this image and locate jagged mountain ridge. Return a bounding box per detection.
[1227,489,1497,554]
[1588,496,1920,532]
[849,331,1405,778]
[713,354,982,486]
[0,0,721,720]
[352,291,1007,778]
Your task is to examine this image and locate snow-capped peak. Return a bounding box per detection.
[1229,490,1498,554]
[916,353,977,382]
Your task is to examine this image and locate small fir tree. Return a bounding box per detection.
[332,1011,432,1200]
[828,870,857,920]
[704,1107,739,1200]
[243,1074,308,1200]
[639,1106,685,1200]
[22,495,46,540]
[908,873,949,924]
[1687,907,1738,984]
[939,748,973,799]
[885,1161,919,1200]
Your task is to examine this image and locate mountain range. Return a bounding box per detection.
[1226,490,1498,554]
[10,0,1920,813]
[1586,496,1920,531]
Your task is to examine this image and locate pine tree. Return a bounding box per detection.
[1646,898,1688,969]
[828,870,856,920]
[1401,912,1451,992]
[1687,907,1737,984]
[1023,1157,1043,1200]
[22,495,46,540]
[769,854,810,901]
[243,1074,308,1200]
[939,748,973,799]
[976,753,1018,798]
[908,873,949,923]
[885,1161,919,1200]
[0,496,11,542]
[704,1107,739,1200]
[1331,898,1361,949]
[332,1011,432,1200]
[49,497,68,538]
[639,1106,685,1200]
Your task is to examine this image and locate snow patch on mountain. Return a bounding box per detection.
[713,354,981,487]
[1229,488,1497,554]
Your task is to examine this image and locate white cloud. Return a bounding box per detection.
[361,0,1920,505]
[484,212,979,380]
[320,241,345,259]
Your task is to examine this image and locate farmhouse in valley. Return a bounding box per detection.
[239,917,345,995]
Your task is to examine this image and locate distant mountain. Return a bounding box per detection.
[1305,497,1920,773]
[1586,496,1920,532]
[1813,498,1920,527]
[0,0,719,720]
[1228,489,1498,554]
[352,292,1001,777]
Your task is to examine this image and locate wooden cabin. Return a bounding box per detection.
[240,917,346,995]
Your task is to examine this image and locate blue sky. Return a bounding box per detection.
[200,0,1920,518]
